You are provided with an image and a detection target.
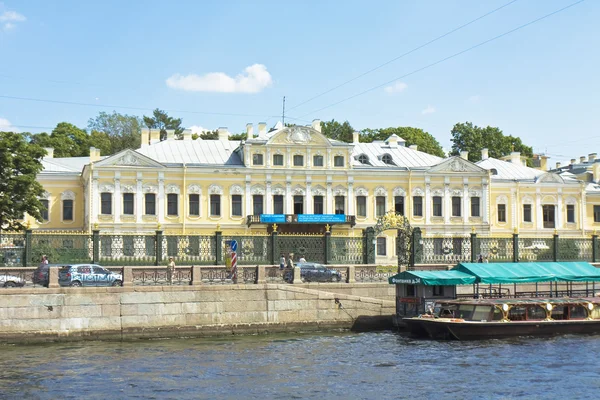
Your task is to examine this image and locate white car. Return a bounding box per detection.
[0,274,26,287]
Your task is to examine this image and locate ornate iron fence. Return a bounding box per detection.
[99,234,155,266]
[477,236,514,262]
[420,236,472,264]
[222,235,270,264]
[163,235,216,265]
[519,237,554,262]
[557,238,593,262]
[30,233,92,266]
[277,235,325,263]
[0,233,25,267]
[328,236,363,264]
[131,267,192,285]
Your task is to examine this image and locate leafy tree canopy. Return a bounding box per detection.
[143,108,183,140]
[0,131,46,230]
[450,121,533,162]
[361,126,446,157]
[320,119,354,142]
[87,111,143,154]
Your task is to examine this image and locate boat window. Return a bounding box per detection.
[591,305,600,320]
[456,305,475,320]
[436,304,458,318]
[527,305,546,320]
[406,285,416,297]
[492,307,503,321]
[471,306,492,321]
[551,306,568,320]
[569,305,587,320]
[509,306,527,321]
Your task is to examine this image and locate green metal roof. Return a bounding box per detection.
[388,270,476,286]
[454,262,600,284]
[388,262,600,285]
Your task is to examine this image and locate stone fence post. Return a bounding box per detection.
[48,266,59,288]
[191,265,202,286]
[256,265,266,284]
[122,266,133,287]
[347,265,356,283]
[293,266,302,284]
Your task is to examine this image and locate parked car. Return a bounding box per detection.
[58,264,123,287]
[0,273,26,288]
[284,262,342,283]
[32,263,60,287]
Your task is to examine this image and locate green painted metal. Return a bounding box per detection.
[454,262,600,284]
[388,270,476,286]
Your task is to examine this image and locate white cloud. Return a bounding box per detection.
[384,81,408,94]
[188,125,210,135]
[0,10,26,31]
[468,95,482,103]
[166,64,273,93]
[0,117,18,132]
[421,105,436,115]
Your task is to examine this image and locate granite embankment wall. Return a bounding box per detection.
[0,284,394,343]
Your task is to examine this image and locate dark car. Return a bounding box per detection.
[58,264,122,287]
[32,263,59,287]
[284,262,342,283]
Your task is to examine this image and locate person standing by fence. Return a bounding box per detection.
[287,253,294,269]
[167,257,175,284]
[279,254,286,270]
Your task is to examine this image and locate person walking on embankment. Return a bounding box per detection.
[167,257,175,284]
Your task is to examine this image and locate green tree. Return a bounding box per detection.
[198,130,219,140]
[450,122,533,162]
[143,108,184,140]
[88,130,112,156]
[0,131,46,230]
[29,131,74,158]
[320,119,354,142]
[87,111,143,154]
[50,122,89,156]
[361,127,446,157]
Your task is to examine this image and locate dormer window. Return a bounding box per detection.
[382,154,395,165]
[357,154,370,165]
[490,168,498,175]
[252,153,264,166]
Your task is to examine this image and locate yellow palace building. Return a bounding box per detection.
[28,121,600,263]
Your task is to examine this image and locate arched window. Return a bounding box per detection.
[357,154,370,164]
[382,154,395,165]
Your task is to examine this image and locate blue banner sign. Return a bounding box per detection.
[297,214,346,223]
[260,214,286,223]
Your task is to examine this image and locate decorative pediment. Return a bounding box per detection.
[143,184,157,193]
[355,187,368,196]
[496,195,508,204]
[208,184,223,195]
[429,156,486,174]
[99,183,114,193]
[94,149,164,168]
[292,185,306,195]
[61,190,75,200]
[431,188,444,197]
[312,185,326,196]
[412,187,424,196]
[166,184,180,194]
[267,126,334,147]
[536,173,564,184]
[272,185,285,196]
[251,185,265,195]
[230,184,244,195]
[374,186,387,196]
[40,191,50,199]
[393,187,406,197]
[121,184,136,193]
[188,184,201,194]
[451,189,463,197]
[333,185,347,196]
[521,195,533,204]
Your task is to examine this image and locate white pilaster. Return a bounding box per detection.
[114,172,121,223]
[557,191,563,230]
[158,172,165,224]
[511,188,517,231]
[245,176,252,216]
[536,191,543,230]
[285,177,292,214]
[326,179,333,214]
[347,178,355,215]
[482,180,489,224]
[463,181,469,224]
[444,182,450,224]
[136,172,143,224]
[266,177,273,214]
[92,171,99,224]
[425,180,431,225]
[306,178,313,214]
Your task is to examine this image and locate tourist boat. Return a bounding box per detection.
[403,297,600,340]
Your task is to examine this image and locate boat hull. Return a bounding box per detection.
[403,318,600,340]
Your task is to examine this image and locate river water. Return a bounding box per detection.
[1,331,599,400]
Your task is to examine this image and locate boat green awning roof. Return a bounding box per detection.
[453,262,600,284]
[388,270,477,286]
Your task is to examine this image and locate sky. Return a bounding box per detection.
[0,0,598,164]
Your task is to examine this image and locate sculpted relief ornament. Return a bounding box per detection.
[209,184,223,195]
[188,184,201,194]
[285,126,313,144]
[165,184,180,194]
[118,153,141,166]
[449,159,469,172]
[143,184,157,193]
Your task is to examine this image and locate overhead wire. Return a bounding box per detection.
[296,0,585,119]
[285,0,520,113]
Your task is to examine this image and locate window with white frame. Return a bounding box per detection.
[101,193,112,215]
[293,155,304,166]
[335,196,345,214]
[313,155,324,166]
[123,193,134,215]
[567,204,575,223]
[40,199,49,221]
[273,154,284,166]
[167,194,178,216]
[433,196,442,217]
[252,153,264,165]
[189,194,200,216]
[210,194,221,217]
[470,197,480,217]
[451,196,461,217]
[145,193,156,215]
[231,195,242,216]
[334,155,344,167]
[356,196,366,217]
[377,237,387,256]
[63,200,73,221]
[376,196,386,217]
